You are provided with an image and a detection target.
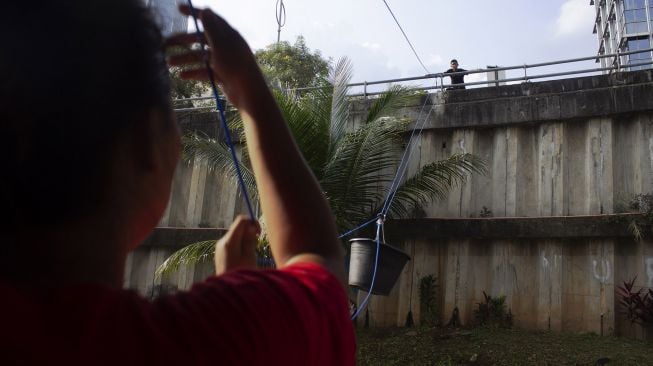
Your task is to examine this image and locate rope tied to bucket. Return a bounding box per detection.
[349,220,383,320]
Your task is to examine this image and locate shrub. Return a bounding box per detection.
[474,291,512,328]
[617,277,653,325]
[419,275,439,326]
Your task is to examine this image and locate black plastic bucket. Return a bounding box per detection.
[348,238,410,296]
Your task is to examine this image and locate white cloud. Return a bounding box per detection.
[361,41,381,50]
[426,54,443,67]
[312,21,336,30]
[555,0,595,38]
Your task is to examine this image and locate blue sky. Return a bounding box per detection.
[192,0,597,91]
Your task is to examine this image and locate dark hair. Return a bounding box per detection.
[0,0,171,225]
[451,59,458,64]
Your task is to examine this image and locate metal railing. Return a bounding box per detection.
[173,47,653,110]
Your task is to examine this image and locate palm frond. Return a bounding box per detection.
[273,90,331,179]
[383,153,487,218]
[365,85,419,123]
[328,58,353,153]
[227,108,245,140]
[182,134,259,201]
[629,220,643,242]
[155,240,215,277]
[321,118,407,228]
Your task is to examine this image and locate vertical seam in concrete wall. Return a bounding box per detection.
[505,129,509,216]
[549,127,555,216]
[458,132,467,217]
[454,242,461,308]
[599,120,605,214]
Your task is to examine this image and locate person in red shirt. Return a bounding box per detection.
[0,1,355,365]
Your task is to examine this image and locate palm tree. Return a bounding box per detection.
[156,59,486,275]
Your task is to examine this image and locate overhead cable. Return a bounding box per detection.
[381,0,430,74]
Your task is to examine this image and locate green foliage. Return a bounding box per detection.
[155,235,273,279]
[622,192,653,242]
[357,327,653,365]
[256,235,272,259]
[630,193,653,213]
[155,240,215,278]
[628,220,643,242]
[617,277,653,325]
[169,67,207,100]
[181,134,258,202]
[474,291,512,328]
[479,206,492,217]
[418,275,439,327]
[255,36,330,89]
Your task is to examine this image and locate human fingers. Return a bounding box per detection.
[178,68,210,81]
[221,216,260,249]
[167,50,209,67]
[199,9,241,50]
[215,216,260,274]
[165,32,207,48]
[178,4,194,17]
[175,6,264,109]
[240,218,261,258]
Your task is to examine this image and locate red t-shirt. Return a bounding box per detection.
[1,263,356,365]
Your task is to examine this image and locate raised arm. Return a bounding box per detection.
[168,7,345,284]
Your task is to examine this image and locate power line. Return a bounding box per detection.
[381,0,430,74]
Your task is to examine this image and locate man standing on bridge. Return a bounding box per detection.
[445,59,468,90]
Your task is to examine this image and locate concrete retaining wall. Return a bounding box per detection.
[124,228,224,298]
[348,70,653,219]
[362,217,653,339]
[127,70,653,338]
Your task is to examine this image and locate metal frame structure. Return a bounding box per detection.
[173,47,653,111]
[593,0,653,71]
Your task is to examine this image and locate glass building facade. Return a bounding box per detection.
[592,0,653,71]
[144,0,189,37]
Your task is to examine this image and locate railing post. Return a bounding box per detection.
[363,81,368,98]
[523,64,528,82]
[615,50,621,72]
[439,74,444,91]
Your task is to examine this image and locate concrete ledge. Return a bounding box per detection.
[141,214,644,248]
[385,214,644,240]
[429,73,653,129]
[441,70,653,103]
[176,111,224,139]
[140,227,227,248]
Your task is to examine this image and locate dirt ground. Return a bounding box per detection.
[357,326,653,365]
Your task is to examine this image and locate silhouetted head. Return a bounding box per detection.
[0,0,181,276]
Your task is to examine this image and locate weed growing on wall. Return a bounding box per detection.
[617,277,653,326]
[474,291,512,328]
[419,275,439,327]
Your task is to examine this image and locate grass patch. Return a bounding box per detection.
[357,327,652,365]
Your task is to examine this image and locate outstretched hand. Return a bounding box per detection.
[215,215,261,275]
[167,5,344,284]
[165,5,267,110]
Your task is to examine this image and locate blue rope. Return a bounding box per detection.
[350,220,382,320]
[186,0,256,221]
[349,79,436,318]
[381,108,435,217]
[338,217,377,239]
[380,84,435,216]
